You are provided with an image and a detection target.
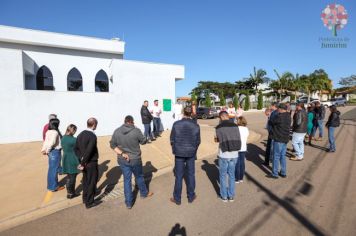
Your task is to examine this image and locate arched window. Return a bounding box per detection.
[95,69,109,92]
[67,68,83,91]
[36,66,54,90]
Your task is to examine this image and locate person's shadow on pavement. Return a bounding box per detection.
[246,143,271,175]
[142,161,158,191]
[201,159,220,196]
[96,165,122,199]
[169,223,187,236]
[76,160,110,195]
[132,161,158,205]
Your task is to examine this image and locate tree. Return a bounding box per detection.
[272,70,294,101]
[219,90,226,106]
[339,75,356,87]
[244,94,250,111]
[308,69,332,102]
[257,91,263,110]
[233,95,239,109]
[247,67,270,92]
[204,91,212,108]
[191,92,197,103]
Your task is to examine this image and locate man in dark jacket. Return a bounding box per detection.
[75,118,100,209]
[215,111,241,202]
[290,103,308,161]
[170,107,200,205]
[325,105,341,152]
[312,101,325,141]
[140,100,155,143]
[110,115,153,209]
[268,103,292,178]
[264,102,278,166]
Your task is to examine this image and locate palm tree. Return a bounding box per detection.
[273,70,294,101]
[309,69,332,102]
[245,67,270,103]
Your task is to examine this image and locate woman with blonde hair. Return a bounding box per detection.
[61,124,80,199]
[235,116,249,183]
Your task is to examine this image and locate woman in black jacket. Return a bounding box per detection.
[325,105,341,152]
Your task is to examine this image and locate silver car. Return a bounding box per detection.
[331,97,346,106]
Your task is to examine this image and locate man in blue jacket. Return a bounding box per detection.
[170,107,201,205]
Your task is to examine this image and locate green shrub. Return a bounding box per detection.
[257,91,263,110]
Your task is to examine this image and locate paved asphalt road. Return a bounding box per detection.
[2,107,356,236]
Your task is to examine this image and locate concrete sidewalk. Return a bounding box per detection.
[0,123,261,232]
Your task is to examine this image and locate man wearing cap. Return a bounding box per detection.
[43,114,57,140]
[170,107,200,205]
[290,103,308,161]
[110,115,154,209]
[268,103,291,178]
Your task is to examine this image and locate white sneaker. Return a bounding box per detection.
[228,198,234,202]
[221,198,228,203]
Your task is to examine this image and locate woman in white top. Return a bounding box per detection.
[41,118,64,192]
[235,116,249,183]
[227,103,237,123]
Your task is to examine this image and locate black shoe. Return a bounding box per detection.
[85,200,102,209]
[266,174,278,179]
[262,162,269,167]
[278,172,287,178]
[170,197,181,205]
[188,195,197,203]
[67,193,80,199]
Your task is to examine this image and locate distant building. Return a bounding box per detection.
[0,25,184,143]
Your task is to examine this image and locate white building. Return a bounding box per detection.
[0,25,184,144]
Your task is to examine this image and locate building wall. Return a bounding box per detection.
[0,45,183,144]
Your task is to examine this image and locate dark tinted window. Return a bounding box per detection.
[36,66,54,90]
[95,69,109,92]
[67,68,83,91]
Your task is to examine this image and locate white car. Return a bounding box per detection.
[320,100,332,107]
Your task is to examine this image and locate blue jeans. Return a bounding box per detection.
[173,156,196,203]
[143,123,153,139]
[47,149,61,191]
[328,127,336,151]
[118,158,148,207]
[153,117,161,136]
[292,132,306,159]
[235,152,246,181]
[219,158,237,199]
[272,142,287,177]
[313,120,324,137]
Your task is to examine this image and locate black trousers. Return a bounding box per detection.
[265,137,272,163]
[82,162,98,206]
[66,173,78,195]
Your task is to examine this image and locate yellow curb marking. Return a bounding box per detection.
[42,191,53,204]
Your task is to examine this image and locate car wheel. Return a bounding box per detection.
[202,114,208,119]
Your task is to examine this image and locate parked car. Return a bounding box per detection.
[297,96,319,103]
[212,106,223,114]
[310,100,331,107]
[331,97,346,106]
[196,107,218,119]
[321,100,332,107]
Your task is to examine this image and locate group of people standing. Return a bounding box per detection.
[169,107,249,204]
[41,115,101,208]
[140,100,163,143]
[264,101,341,178]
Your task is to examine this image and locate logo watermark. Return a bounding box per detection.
[320,3,349,48]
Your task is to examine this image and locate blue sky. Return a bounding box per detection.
[1,0,355,96]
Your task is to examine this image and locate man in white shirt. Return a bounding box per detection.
[173,100,183,122]
[151,99,162,138]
